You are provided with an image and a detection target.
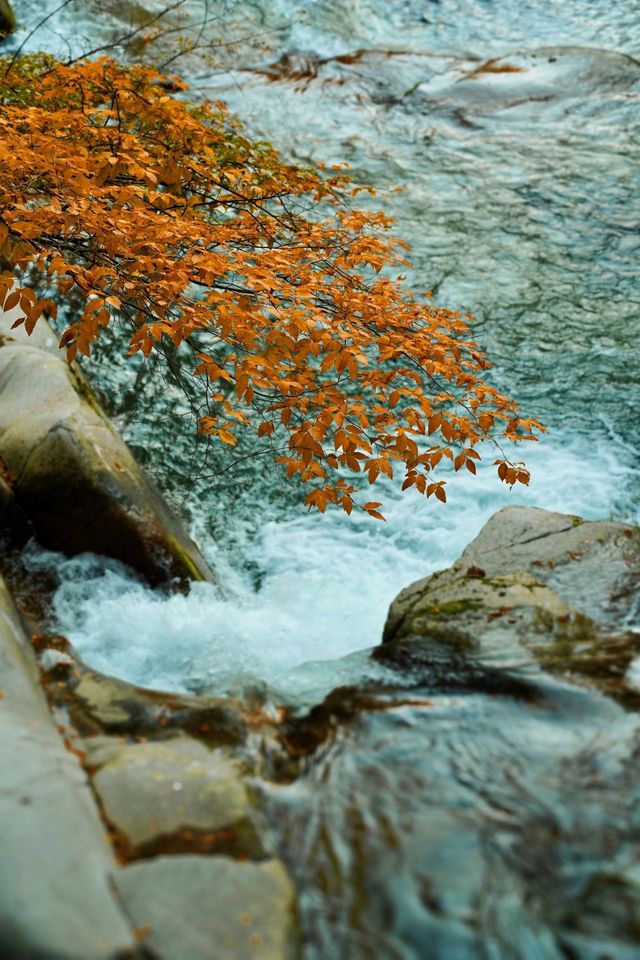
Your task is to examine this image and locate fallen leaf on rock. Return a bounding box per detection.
[487,607,511,621]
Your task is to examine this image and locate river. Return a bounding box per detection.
[5,1,640,956]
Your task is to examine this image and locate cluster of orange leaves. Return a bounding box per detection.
[0,55,542,517]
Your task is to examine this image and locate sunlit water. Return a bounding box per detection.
[5,2,640,956]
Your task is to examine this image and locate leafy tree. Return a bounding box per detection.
[0,56,542,517]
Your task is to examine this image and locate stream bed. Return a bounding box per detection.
[5,1,640,956]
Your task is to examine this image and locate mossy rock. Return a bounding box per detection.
[380,506,640,709]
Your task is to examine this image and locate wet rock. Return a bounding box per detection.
[407,46,640,119]
[0,0,15,38]
[0,311,214,586]
[0,472,13,518]
[115,854,297,960]
[382,506,640,707]
[265,49,322,82]
[90,737,265,860]
[0,576,137,959]
[34,636,249,746]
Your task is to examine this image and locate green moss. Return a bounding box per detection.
[165,533,206,583]
[416,599,484,620]
[529,609,640,709]
[68,364,109,420]
[570,515,584,527]
[429,598,483,617]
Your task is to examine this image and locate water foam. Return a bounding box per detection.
[32,429,635,700]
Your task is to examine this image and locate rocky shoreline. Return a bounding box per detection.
[0,310,297,959]
[0,303,638,958]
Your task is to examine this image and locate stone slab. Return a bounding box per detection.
[92,737,263,857]
[0,576,136,959]
[115,854,296,960]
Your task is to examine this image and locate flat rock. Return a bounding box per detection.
[115,854,297,960]
[408,46,640,117]
[91,737,264,858]
[0,576,137,959]
[0,310,215,586]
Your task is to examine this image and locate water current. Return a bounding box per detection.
[4,2,640,956]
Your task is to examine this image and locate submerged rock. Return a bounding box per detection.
[381,505,640,707]
[0,311,214,586]
[0,0,15,38]
[406,46,640,122]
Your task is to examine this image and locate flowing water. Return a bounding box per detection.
[5,1,640,956]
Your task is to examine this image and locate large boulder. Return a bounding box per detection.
[0,0,15,38]
[0,307,214,586]
[380,505,640,707]
[0,575,138,959]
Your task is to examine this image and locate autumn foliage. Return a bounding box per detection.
[0,55,542,516]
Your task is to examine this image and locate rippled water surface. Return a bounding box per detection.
[5,1,640,956]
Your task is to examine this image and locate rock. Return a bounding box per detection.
[34,636,249,746]
[0,575,138,959]
[456,505,639,628]
[0,296,64,355]
[0,471,13,518]
[91,737,265,859]
[0,309,215,586]
[381,506,640,707]
[407,46,640,122]
[0,0,15,38]
[115,854,297,960]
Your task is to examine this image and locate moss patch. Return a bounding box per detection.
[530,611,640,709]
[421,598,484,619]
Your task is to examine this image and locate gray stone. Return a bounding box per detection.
[115,854,297,960]
[408,46,640,119]
[0,299,63,354]
[0,576,136,959]
[0,314,215,586]
[92,737,264,857]
[385,506,638,640]
[39,645,249,746]
[381,506,640,707]
[456,505,639,627]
